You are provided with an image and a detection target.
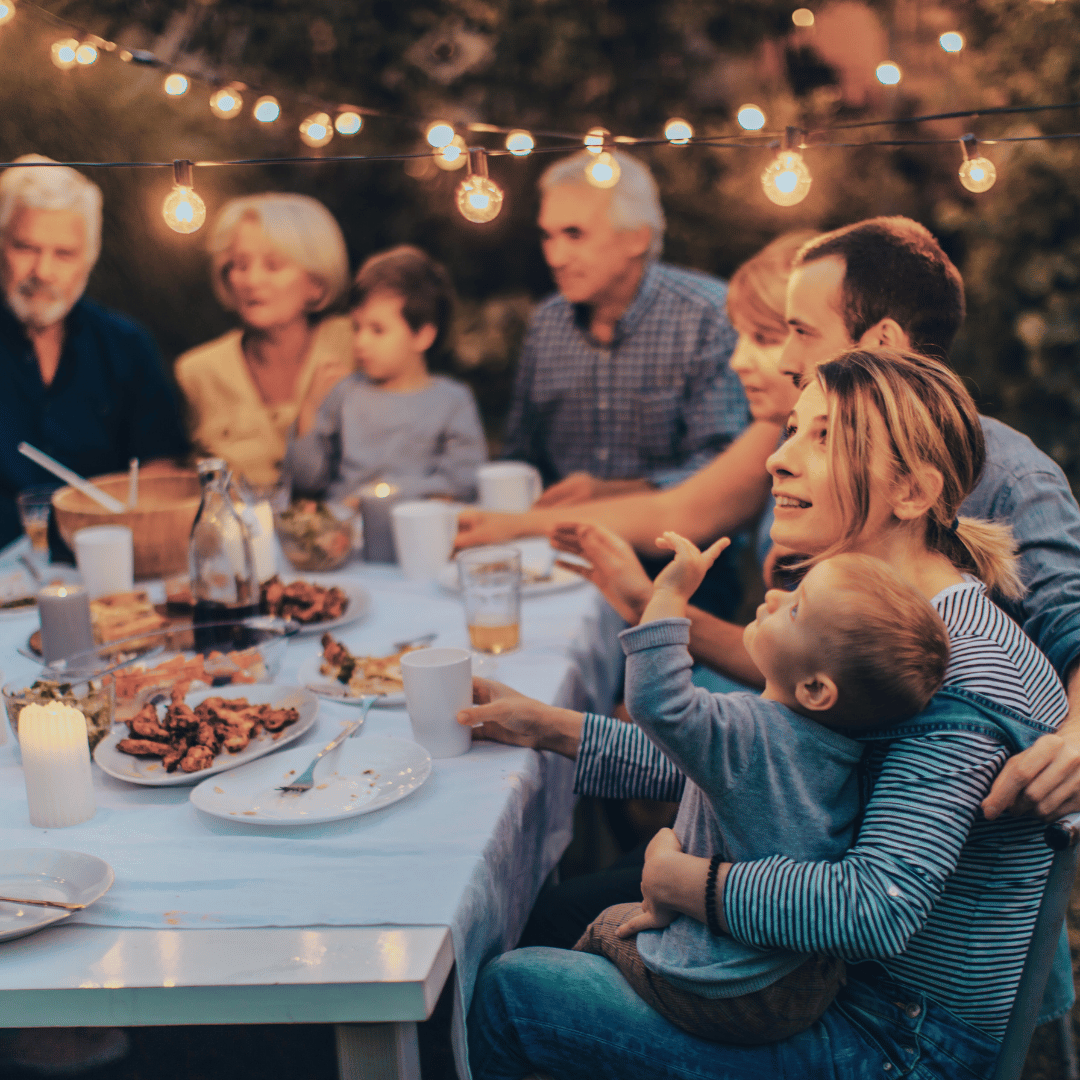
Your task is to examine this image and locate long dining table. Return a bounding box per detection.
[0,539,626,1080]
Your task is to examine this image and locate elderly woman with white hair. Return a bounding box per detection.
[175,193,353,488]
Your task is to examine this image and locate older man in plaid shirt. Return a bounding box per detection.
[501,150,749,510]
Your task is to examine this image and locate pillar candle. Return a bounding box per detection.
[359,482,402,563]
[19,701,97,827]
[37,583,95,665]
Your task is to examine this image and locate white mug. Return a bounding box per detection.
[400,647,473,758]
[391,501,459,581]
[73,525,134,598]
[477,462,542,512]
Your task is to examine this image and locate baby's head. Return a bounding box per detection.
[349,245,455,385]
[743,553,949,731]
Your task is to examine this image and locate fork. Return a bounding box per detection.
[392,631,437,652]
[277,695,376,794]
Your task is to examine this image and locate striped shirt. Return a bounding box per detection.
[500,262,748,489]
[575,579,1068,1037]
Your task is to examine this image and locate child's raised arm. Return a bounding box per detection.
[641,532,731,624]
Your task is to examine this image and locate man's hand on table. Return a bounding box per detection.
[457,677,584,759]
[455,507,527,550]
[550,522,654,625]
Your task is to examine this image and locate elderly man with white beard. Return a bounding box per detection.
[0,155,188,549]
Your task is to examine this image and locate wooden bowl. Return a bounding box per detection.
[52,469,201,579]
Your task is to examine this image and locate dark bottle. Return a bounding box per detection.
[189,458,259,650]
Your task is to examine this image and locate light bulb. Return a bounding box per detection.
[939,31,964,52]
[792,8,815,26]
[75,41,97,65]
[456,175,504,223]
[210,87,243,119]
[163,186,206,234]
[435,134,468,171]
[585,151,620,189]
[505,129,534,156]
[51,38,78,69]
[300,112,333,147]
[426,122,455,149]
[584,127,609,154]
[761,150,812,206]
[737,104,766,131]
[163,73,189,96]
[664,118,693,144]
[253,95,280,123]
[876,61,902,85]
[335,111,362,135]
[0,3,14,25]
[959,156,996,193]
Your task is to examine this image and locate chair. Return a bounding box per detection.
[992,812,1080,1080]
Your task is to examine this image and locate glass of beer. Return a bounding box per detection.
[16,487,57,553]
[458,546,521,654]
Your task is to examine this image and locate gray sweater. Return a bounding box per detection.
[284,373,487,502]
[621,617,864,997]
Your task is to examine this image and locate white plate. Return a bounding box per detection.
[0,849,114,943]
[274,575,371,636]
[437,561,585,597]
[93,684,318,787]
[189,734,431,825]
[297,654,405,707]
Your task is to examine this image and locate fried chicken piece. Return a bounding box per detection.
[117,738,169,757]
[164,702,199,734]
[261,706,299,733]
[179,744,215,772]
[321,633,351,666]
[221,726,252,753]
[128,703,170,742]
[162,745,186,772]
[195,721,220,750]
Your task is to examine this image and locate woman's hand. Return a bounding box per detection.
[616,828,684,938]
[296,359,353,437]
[456,677,584,759]
[550,522,654,624]
[455,508,529,550]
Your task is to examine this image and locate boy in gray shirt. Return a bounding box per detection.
[285,245,487,502]
[574,534,949,1044]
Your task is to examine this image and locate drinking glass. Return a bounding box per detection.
[16,486,56,553]
[458,546,521,654]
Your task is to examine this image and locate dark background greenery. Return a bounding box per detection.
[1,0,1078,484]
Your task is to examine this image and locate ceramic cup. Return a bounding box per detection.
[73,525,134,597]
[477,462,542,512]
[391,501,459,581]
[400,647,473,758]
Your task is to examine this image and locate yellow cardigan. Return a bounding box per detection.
[174,316,352,487]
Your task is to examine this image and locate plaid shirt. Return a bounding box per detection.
[501,261,748,488]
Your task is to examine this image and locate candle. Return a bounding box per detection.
[359,481,401,563]
[19,701,97,827]
[37,583,95,665]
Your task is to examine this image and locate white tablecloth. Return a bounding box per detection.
[0,551,626,1078]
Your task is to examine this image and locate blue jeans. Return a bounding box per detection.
[468,950,1001,1080]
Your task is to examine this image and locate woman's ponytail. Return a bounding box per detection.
[934,516,1023,600]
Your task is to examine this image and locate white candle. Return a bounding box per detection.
[19,702,97,828]
[37,583,95,664]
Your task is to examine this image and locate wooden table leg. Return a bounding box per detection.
[335,1023,421,1080]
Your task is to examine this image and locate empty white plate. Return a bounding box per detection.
[0,849,114,943]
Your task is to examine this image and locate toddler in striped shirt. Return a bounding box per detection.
[573,535,950,1044]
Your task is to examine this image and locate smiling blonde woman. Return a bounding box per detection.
[175,193,352,487]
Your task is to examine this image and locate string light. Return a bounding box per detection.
[585,150,620,189]
[50,38,78,69]
[300,111,333,147]
[253,95,280,123]
[737,104,766,131]
[792,8,815,27]
[761,130,812,206]
[0,3,14,25]
[939,32,964,53]
[435,134,468,170]
[209,86,243,119]
[335,111,362,136]
[162,160,206,235]
[426,121,455,149]
[505,129,535,156]
[75,41,97,65]
[664,118,694,144]
[456,148,504,224]
[163,73,188,96]
[584,127,609,154]
[958,135,997,193]
[876,61,902,85]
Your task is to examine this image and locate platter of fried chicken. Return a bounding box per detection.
[260,575,370,635]
[93,684,318,786]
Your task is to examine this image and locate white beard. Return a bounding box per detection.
[6,273,87,330]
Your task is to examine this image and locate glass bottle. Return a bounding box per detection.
[189,458,258,648]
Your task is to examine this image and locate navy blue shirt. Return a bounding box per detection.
[0,297,190,547]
